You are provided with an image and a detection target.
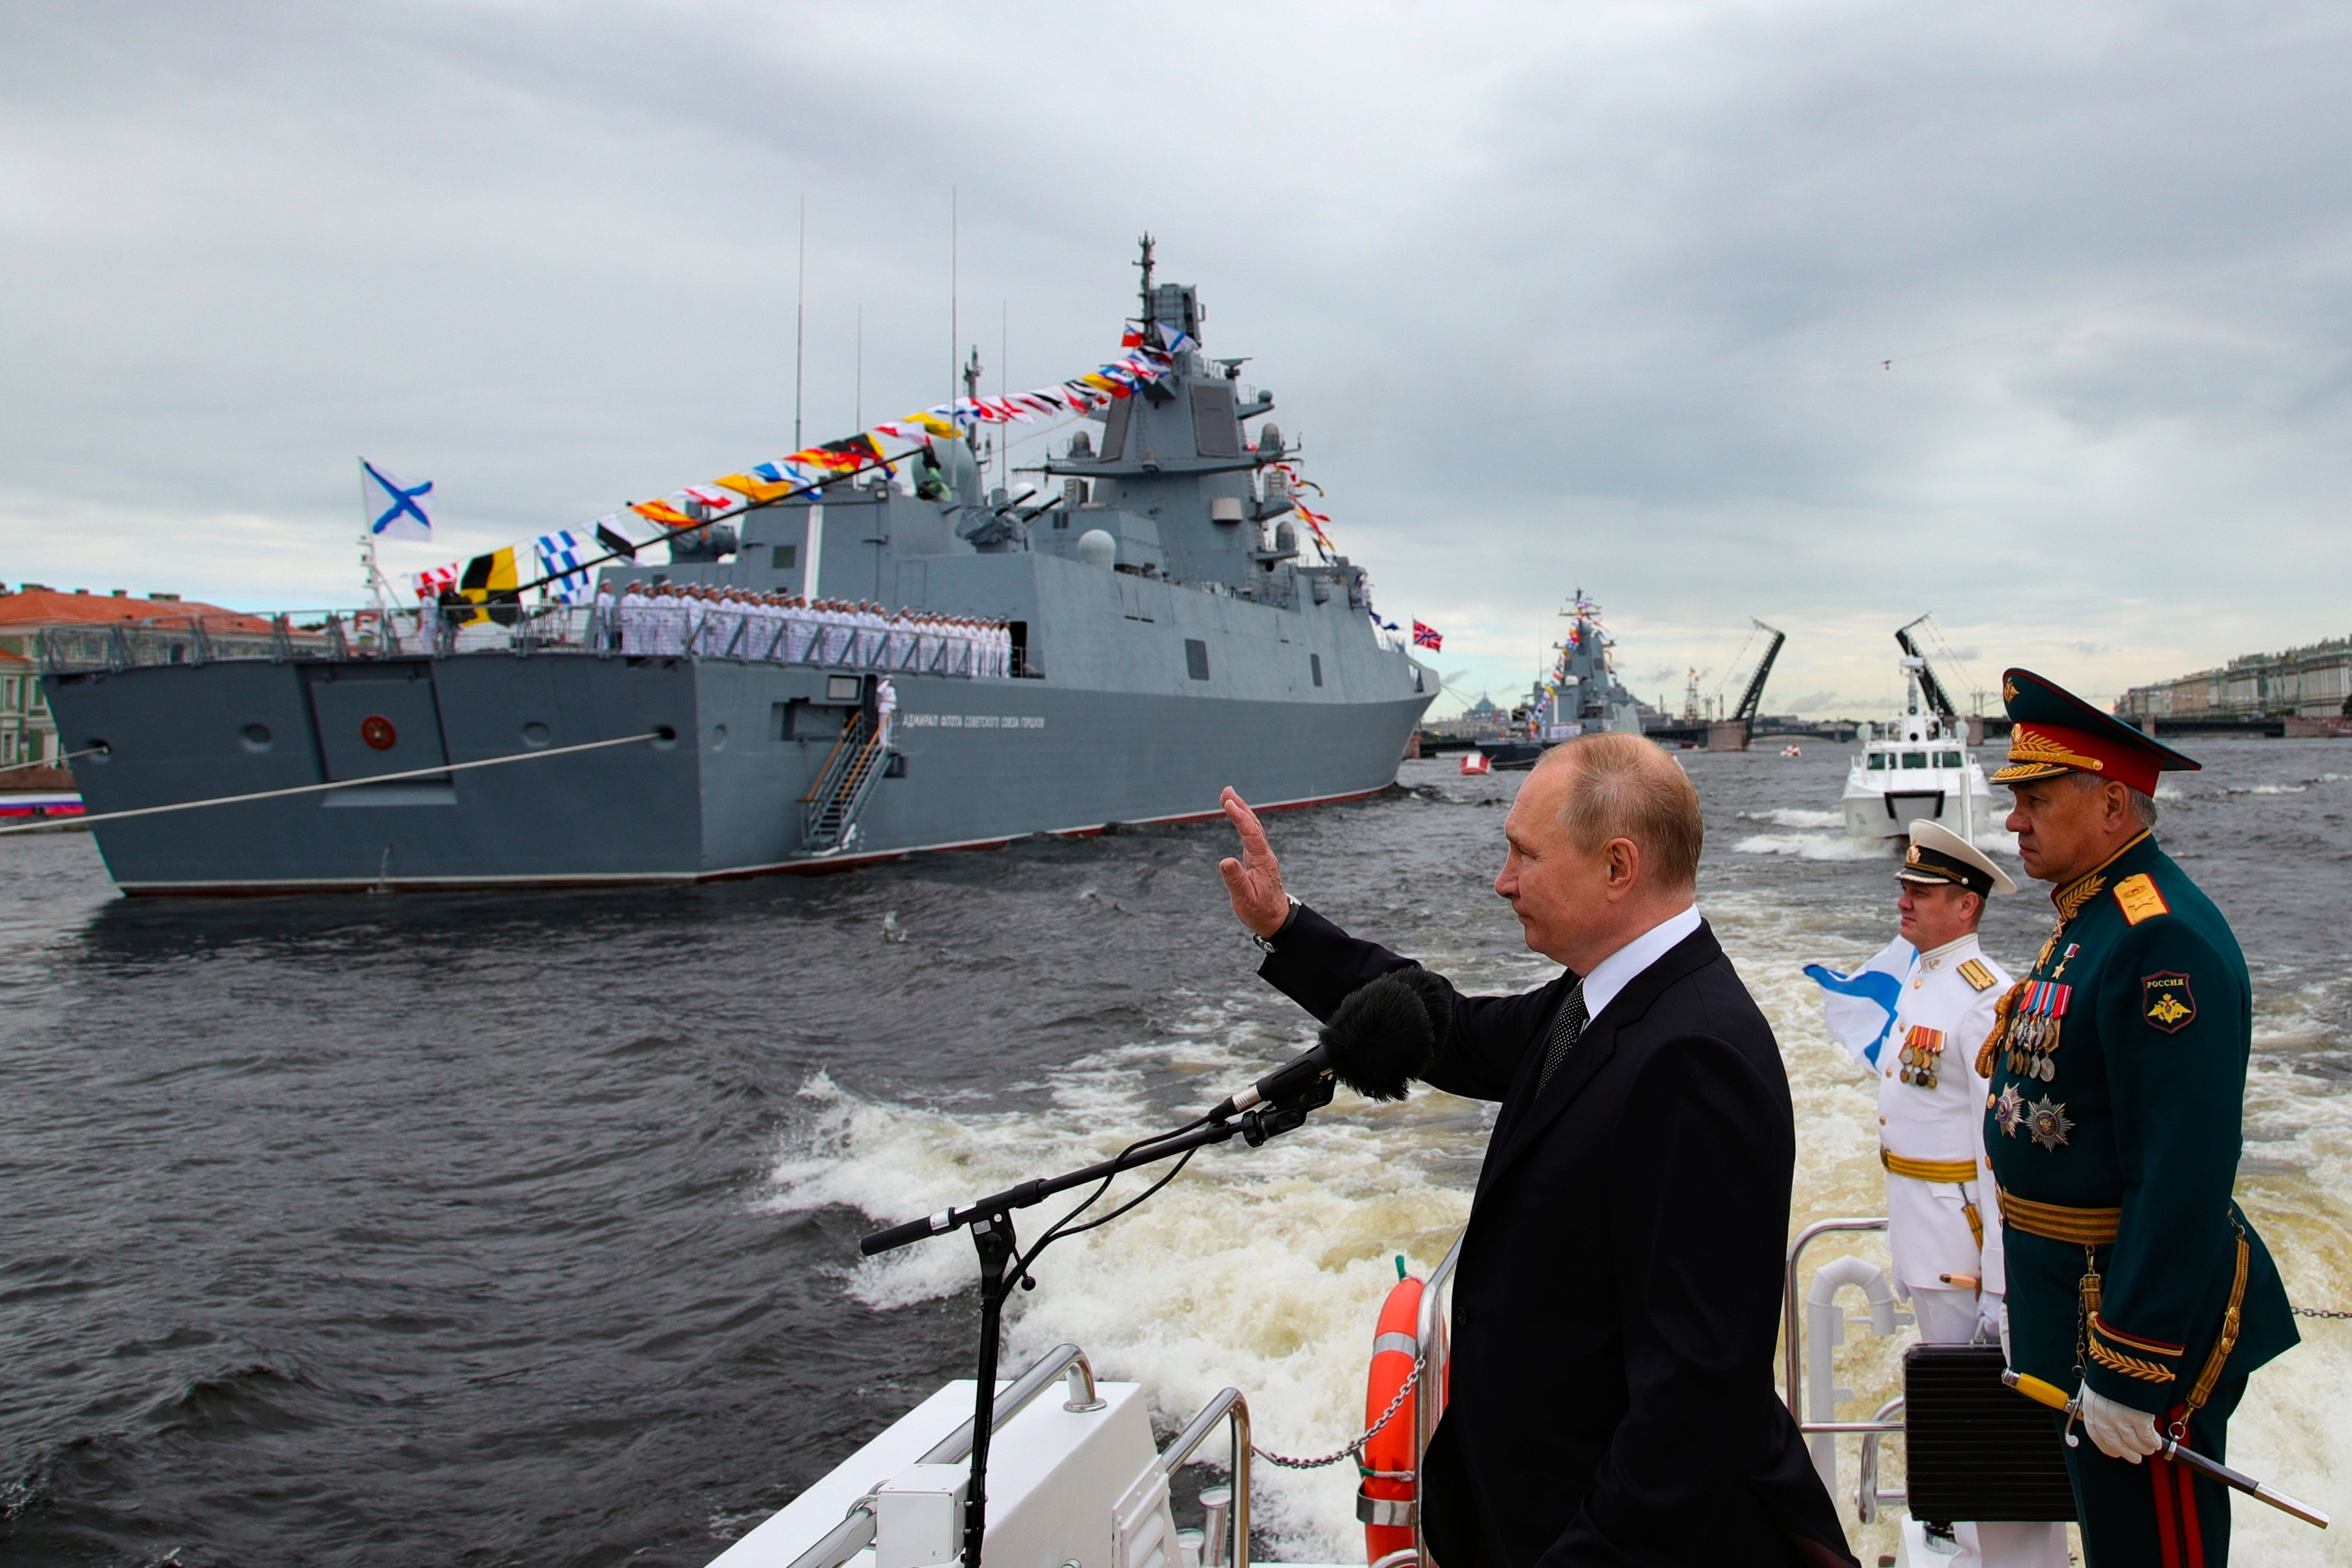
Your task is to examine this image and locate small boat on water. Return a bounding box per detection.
[1841,627,1994,841]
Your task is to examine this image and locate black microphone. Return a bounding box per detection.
[1207,1042,1331,1121]
[1208,966,1454,1119]
[1319,966,1452,1101]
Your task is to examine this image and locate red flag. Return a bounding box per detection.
[1412,621,1443,651]
[791,433,885,473]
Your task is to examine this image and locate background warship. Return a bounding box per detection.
[35,255,1434,894]
[1475,590,1649,768]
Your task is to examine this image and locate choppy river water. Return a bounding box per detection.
[3,742,2349,1566]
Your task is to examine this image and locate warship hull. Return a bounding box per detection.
[42,559,1428,894]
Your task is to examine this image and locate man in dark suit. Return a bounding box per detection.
[1217,734,1853,1567]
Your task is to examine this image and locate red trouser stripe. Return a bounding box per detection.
[2152,1448,2183,1568]
[2150,1404,2205,1568]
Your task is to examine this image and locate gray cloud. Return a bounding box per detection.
[4,2,2350,716]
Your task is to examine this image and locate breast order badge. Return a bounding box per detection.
[2027,1095,2073,1152]
[1993,1083,2025,1137]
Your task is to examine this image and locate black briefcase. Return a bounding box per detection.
[1901,1345,2078,1524]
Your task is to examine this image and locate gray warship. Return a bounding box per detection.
[35,254,1433,894]
[1476,589,1646,768]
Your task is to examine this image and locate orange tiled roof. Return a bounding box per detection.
[0,587,276,635]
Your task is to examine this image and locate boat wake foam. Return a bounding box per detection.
[761,1034,1477,1559]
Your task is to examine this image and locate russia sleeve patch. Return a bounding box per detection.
[1957,958,1997,992]
[2113,873,2170,925]
[2142,972,2196,1032]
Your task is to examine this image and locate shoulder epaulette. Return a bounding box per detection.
[2112,872,2170,926]
[1957,958,1997,992]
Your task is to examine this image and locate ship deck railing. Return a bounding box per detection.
[36,606,1029,681]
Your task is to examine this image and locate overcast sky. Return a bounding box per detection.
[5,1,2348,716]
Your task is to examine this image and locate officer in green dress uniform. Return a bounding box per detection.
[1983,669,2297,1566]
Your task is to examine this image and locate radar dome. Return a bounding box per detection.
[1075,529,1118,569]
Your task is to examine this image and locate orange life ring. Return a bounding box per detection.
[1359,1266,1423,1564]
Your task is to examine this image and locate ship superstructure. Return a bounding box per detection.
[36,253,1433,894]
[1526,590,1645,739]
[1841,622,1994,840]
[1477,590,1645,768]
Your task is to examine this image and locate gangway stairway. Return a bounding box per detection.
[800,714,890,855]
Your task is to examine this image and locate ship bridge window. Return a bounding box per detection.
[1937,750,1963,767]
[1867,753,1888,771]
[1900,751,1928,768]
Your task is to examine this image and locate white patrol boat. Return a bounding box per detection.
[1841,632,1994,841]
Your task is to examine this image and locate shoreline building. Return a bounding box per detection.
[1,586,273,783]
[1424,693,1508,741]
[2116,633,2352,725]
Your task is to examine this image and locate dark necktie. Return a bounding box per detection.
[1536,979,1589,1093]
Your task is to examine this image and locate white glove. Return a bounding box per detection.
[2079,1383,2163,1463]
[1974,1291,2004,1346]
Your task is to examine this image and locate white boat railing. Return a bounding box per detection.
[780,1343,1103,1568]
[1783,1216,1910,1521]
[1160,1388,1252,1568]
[1411,1232,1464,1568]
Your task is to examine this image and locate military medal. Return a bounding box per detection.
[2003,979,2071,1081]
[1898,1024,1946,1089]
[1994,1083,2025,1137]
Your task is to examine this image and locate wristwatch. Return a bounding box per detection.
[1251,896,1304,954]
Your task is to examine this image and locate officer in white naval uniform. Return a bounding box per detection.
[1882,819,2066,1568]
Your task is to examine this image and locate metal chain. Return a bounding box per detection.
[2294,1305,2352,1320]
[1250,1357,1424,1470]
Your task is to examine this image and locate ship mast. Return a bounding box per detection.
[1134,233,1156,330]
[964,345,987,474]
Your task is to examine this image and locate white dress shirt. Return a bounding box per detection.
[1579,902,1704,1025]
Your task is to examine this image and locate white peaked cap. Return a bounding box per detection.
[1900,818,2017,897]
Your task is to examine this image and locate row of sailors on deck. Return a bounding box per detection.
[595,582,1014,676]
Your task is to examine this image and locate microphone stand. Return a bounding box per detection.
[859,1075,1335,1568]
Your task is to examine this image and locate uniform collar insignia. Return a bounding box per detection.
[2051,831,2154,922]
[1918,933,1977,965]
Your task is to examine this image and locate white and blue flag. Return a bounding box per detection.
[1803,936,1914,1070]
[534,530,592,604]
[361,459,434,541]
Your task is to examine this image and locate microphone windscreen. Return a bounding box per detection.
[1320,967,1448,1102]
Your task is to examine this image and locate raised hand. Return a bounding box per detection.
[1216,786,1292,938]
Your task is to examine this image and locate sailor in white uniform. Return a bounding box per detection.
[1882,819,2066,1568]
